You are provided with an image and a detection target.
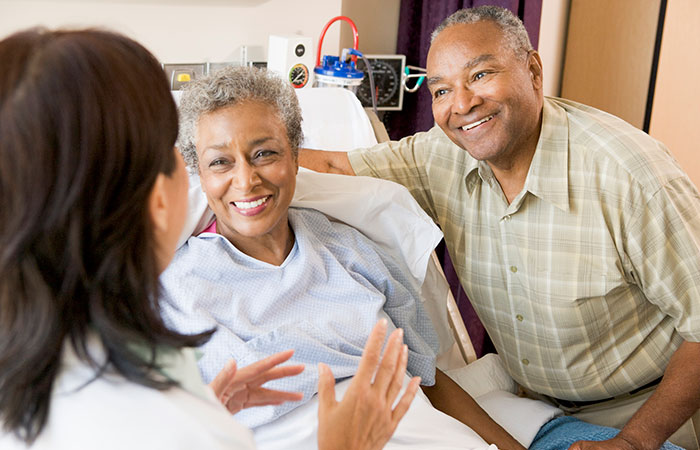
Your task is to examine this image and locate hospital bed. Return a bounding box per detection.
[175,87,561,448]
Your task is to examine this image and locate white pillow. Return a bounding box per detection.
[293,168,442,283]
[295,87,377,151]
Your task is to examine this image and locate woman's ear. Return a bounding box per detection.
[149,173,169,235]
[149,173,175,273]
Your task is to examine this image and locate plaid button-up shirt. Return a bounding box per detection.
[348,97,700,401]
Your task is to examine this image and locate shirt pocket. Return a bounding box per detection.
[533,269,611,303]
[530,266,626,341]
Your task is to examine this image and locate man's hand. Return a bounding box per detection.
[209,350,304,414]
[316,319,420,450]
[569,436,638,450]
[580,340,700,449]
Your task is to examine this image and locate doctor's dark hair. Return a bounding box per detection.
[0,29,211,443]
[177,66,303,173]
[431,6,533,60]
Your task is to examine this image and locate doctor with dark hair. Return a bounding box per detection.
[0,27,416,449]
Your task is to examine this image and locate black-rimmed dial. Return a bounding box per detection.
[357,60,399,106]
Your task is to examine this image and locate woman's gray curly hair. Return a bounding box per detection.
[177,66,303,173]
[431,6,533,60]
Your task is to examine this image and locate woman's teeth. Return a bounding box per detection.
[234,197,268,209]
[462,115,494,131]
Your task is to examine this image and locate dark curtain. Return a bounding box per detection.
[388,0,543,357]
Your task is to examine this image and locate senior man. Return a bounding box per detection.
[300,6,700,449]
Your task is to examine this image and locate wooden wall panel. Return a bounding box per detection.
[561,0,660,129]
[648,0,700,189]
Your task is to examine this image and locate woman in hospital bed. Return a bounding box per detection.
[161,66,521,449]
[0,29,427,450]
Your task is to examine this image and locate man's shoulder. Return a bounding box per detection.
[547,97,652,145]
[547,97,684,190]
[547,97,660,147]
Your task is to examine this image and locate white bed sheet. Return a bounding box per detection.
[253,375,497,450]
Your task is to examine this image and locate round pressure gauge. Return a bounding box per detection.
[289,63,309,89]
[356,59,399,107]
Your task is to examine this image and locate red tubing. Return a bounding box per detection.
[315,16,359,67]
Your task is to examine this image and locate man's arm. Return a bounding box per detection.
[570,340,700,450]
[422,368,525,450]
[298,148,355,175]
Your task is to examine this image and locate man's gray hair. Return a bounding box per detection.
[177,66,303,173]
[431,6,533,59]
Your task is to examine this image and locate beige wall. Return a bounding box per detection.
[340,0,401,55]
[648,0,700,189]
[0,0,404,65]
[0,0,344,63]
[561,0,660,130]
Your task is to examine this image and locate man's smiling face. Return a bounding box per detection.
[427,20,543,168]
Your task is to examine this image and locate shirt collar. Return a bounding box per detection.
[524,98,570,212]
[464,155,482,194]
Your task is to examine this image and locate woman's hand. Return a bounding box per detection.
[209,350,305,414]
[317,319,420,450]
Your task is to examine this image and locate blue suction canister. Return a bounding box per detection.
[313,53,364,93]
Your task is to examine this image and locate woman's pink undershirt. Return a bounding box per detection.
[200,220,217,234]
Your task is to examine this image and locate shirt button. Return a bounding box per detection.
[510,266,518,273]
[516,314,524,322]
[505,215,511,221]
[522,358,529,366]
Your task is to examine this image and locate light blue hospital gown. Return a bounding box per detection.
[160,207,439,428]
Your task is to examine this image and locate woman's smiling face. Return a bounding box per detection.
[195,100,298,250]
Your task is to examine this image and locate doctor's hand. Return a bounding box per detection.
[209,350,305,415]
[317,319,420,450]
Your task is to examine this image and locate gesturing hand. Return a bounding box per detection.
[317,319,420,450]
[209,350,305,414]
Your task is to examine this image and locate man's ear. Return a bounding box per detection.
[149,173,169,235]
[527,50,544,91]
